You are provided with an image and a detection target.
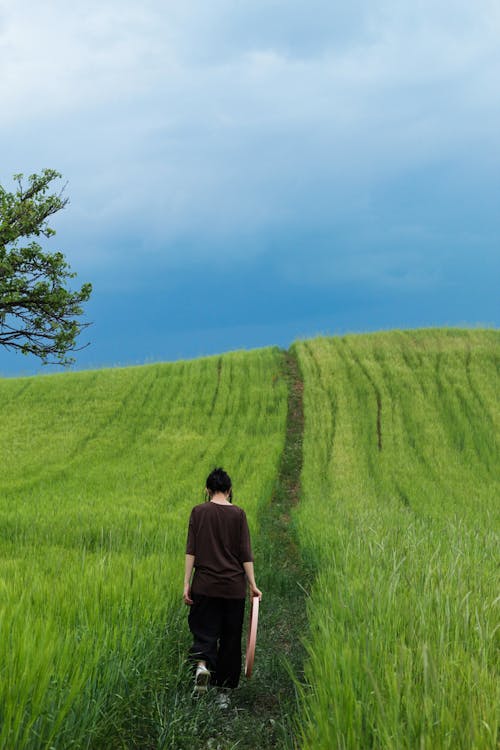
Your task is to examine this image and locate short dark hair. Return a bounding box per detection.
[206,467,232,497]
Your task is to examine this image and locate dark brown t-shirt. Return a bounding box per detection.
[186,502,254,599]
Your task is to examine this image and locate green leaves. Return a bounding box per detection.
[0,169,92,365]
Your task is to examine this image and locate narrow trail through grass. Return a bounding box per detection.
[177,349,309,750]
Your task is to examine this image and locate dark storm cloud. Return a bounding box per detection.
[0,0,498,374]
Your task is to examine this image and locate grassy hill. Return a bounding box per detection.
[0,328,498,749]
[0,348,288,748]
[293,329,499,749]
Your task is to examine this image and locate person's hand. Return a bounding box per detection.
[183,584,193,605]
[249,583,262,601]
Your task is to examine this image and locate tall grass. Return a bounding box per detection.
[293,329,499,749]
[2,330,498,748]
[0,348,288,748]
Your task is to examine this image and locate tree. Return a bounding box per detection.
[0,169,92,365]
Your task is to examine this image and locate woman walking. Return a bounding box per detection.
[184,468,262,699]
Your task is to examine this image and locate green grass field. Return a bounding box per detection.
[293,329,499,749]
[0,348,288,748]
[0,328,498,749]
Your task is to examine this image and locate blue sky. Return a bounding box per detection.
[0,0,499,375]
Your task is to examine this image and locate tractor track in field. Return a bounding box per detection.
[183,348,309,750]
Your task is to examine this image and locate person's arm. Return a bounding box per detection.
[184,554,195,605]
[243,561,262,600]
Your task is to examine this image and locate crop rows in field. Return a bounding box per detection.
[293,329,499,750]
[0,329,498,749]
[0,348,288,749]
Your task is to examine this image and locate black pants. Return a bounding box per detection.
[188,594,246,688]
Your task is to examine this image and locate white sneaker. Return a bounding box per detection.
[194,664,210,693]
[215,691,231,709]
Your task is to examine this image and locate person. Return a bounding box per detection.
[184,468,262,699]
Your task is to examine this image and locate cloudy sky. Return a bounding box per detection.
[1,0,499,375]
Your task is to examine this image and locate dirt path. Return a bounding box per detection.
[182,348,309,750]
